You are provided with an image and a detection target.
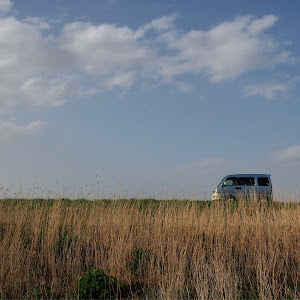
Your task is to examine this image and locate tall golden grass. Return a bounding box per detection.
[0,196,300,299]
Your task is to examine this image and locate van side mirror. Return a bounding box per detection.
[222,182,226,187]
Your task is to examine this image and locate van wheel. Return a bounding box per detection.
[226,195,236,201]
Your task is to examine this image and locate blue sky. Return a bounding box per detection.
[0,0,299,198]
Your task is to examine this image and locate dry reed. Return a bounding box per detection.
[0,197,300,299]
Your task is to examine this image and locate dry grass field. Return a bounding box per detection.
[0,195,300,299]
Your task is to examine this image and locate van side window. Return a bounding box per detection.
[224,177,238,186]
[258,177,270,186]
[238,177,255,186]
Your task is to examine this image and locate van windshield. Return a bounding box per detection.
[217,177,226,187]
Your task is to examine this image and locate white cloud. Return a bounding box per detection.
[0,16,77,111]
[244,76,300,100]
[0,120,44,143]
[59,22,155,76]
[104,72,135,90]
[272,146,300,165]
[23,17,50,30]
[20,75,79,107]
[247,14,279,35]
[176,82,193,93]
[0,12,294,116]
[0,0,12,13]
[160,15,291,82]
[244,83,289,99]
[55,13,292,91]
[135,14,177,38]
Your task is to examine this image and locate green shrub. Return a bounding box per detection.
[77,270,117,299]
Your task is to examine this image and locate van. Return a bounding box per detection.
[212,174,272,201]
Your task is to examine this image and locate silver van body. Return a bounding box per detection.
[212,174,272,201]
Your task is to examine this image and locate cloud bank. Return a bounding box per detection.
[0,0,294,140]
[0,8,292,111]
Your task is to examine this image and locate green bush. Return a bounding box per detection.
[77,270,117,299]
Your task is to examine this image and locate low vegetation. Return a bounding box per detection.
[0,197,300,299]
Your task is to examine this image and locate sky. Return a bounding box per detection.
[0,0,300,199]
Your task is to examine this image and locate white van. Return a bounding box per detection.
[212,174,272,201]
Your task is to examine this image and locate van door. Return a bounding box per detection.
[257,177,272,199]
[237,177,255,199]
[222,177,238,199]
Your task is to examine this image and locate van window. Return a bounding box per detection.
[238,177,255,186]
[224,177,238,186]
[258,177,270,186]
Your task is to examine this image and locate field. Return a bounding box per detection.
[1,196,300,299]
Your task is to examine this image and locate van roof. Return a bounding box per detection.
[226,174,271,177]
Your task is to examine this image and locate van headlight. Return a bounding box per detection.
[212,190,221,200]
